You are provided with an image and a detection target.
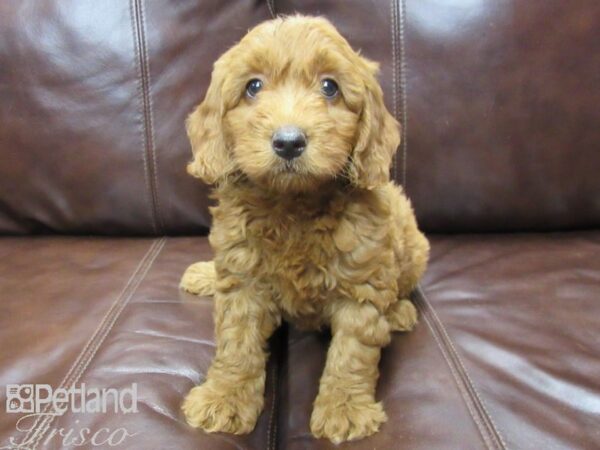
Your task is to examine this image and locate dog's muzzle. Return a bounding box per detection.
[272,126,307,161]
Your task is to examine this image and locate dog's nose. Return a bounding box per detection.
[272,126,306,160]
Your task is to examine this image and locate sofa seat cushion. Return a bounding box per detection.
[2,233,598,449]
[0,236,280,450]
[279,232,600,449]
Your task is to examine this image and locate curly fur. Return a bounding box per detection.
[180,15,429,443]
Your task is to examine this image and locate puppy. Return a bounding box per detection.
[180,15,429,444]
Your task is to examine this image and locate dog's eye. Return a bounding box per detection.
[320,79,339,98]
[245,79,263,98]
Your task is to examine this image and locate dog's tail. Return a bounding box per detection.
[179,261,216,296]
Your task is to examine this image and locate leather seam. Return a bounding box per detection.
[267,0,276,18]
[139,0,164,233]
[129,0,156,234]
[398,0,408,187]
[390,0,399,182]
[418,301,493,449]
[415,285,508,450]
[16,239,164,447]
[131,0,164,234]
[28,238,166,449]
[266,354,279,450]
[23,238,167,449]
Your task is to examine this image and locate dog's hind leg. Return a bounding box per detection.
[386,299,418,332]
[180,261,216,296]
[386,186,430,332]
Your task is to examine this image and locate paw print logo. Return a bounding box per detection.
[5,385,34,413]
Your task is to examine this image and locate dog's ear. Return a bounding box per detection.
[186,62,234,184]
[348,61,400,189]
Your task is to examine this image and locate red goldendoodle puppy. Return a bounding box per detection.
[180,15,429,444]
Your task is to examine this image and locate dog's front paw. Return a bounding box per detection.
[182,382,263,434]
[310,396,387,443]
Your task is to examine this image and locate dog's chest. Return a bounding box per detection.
[212,188,391,325]
[247,212,344,319]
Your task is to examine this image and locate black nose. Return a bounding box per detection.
[272,126,306,160]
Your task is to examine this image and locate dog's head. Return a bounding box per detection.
[186,15,400,192]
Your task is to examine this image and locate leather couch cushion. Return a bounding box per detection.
[0,0,394,235]
[418,232,600,449]
[3,0,598,235]
[279,232,600,449]
[0,237,280,450]
[0,0,271,235]
[0,0,397,236]
[2,234,598,448]
[403,0,600,232]
[278,321,491,449]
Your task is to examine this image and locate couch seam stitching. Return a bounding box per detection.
[390,0,399,183]
[131,0,164,234]
[398,0,408,187]
[29,238,166,449]
[416,285,507,450]
[266,354,278,450]
[129,0,156,234]
[418,301,493,449]
[26,238,167,449]
[267,0,276,18]
[139,0,164,233]
[16,238,161,447]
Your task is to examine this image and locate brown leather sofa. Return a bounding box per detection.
[1,1,598,449]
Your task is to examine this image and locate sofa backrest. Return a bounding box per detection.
[1,0,598,235]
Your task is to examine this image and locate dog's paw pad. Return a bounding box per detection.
[310,398,387,443]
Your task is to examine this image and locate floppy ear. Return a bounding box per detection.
[186,62,234,184]
[348,62,401,189]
